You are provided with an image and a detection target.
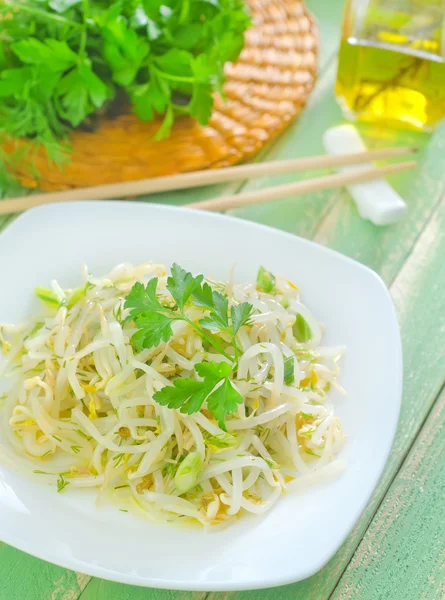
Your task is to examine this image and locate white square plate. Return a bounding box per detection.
[0,202,402,591]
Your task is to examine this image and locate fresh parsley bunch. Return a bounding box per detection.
[0,0,249,160]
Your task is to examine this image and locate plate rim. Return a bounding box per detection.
[0,201,403,591]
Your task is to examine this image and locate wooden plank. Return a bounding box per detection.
[330,388,445,600]
[314,121,445,285]
[0,544,89,600]
[332,407,445,594]
[328,195,445,600]
[77,581,205,600]
[206,193,445,600]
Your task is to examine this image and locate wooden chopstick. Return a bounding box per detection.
[0,146,416,215]
[186,161,416,212]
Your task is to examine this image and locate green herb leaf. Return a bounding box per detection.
[293,314,312,343]
[154,360,241,429]
[191,281,214,309]
[102,16,150,86]
[75,429,92,441]
[199,291,229,332]
[11,38,77,72]
[167,263,203,311]
[206,377,243,431]
[231,302,253,335]
[153,377,214,414]
[124,279,163,315]
[131,312,173,351]
[195,360,232,381]
[56,63,108,126]
[125,264,249,361]
[189,82,213,125]
[155,102,174,140]
[132,75,169,121]
[50,0,82,12]
[57,475,70,493]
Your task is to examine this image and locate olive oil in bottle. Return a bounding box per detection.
[336,0,445,131]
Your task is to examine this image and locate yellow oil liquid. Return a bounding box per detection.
[336,33,445,131]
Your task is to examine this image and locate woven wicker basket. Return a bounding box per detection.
[8,0,318,191]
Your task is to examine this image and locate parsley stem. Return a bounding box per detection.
[181,316,234,363]
[232,337,240,365]
[157,306,233,363]
[172,104,190,114]
[178,0,190,24]
[151,64,196,84]
[79,0,90,54]
[4,1,83,29]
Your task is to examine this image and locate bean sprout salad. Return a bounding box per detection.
[0,262,346,528]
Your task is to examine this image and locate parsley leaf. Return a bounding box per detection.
[102,16,150,86]
[56,62,108,127]
[206,378,243,431]
[154,378,213,414]
[231,302,253,335]
[131,75,169,121]
[167,263,203,311]
[195,360,232,381]
[11,38,78,72]
[124,265,252,362]
[125,279,163,315]
[130,312,173,351]
[191,281,214,308]
[154,360,242,429]
[193,284,252,337]
[199,292,229,332]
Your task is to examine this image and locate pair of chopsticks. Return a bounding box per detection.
[0,146,417,215]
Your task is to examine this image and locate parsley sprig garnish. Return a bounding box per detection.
[154,361,243,430]
[124,264,252,362]
[124,264,253,429]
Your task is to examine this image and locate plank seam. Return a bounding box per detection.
[322,191,445,598]
[326,377,445,600]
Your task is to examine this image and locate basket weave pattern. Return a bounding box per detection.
[11,0,318,191]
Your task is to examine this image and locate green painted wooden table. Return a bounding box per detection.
[2,1,445,598]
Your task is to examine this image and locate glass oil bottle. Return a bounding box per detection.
[336,0,445,131]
